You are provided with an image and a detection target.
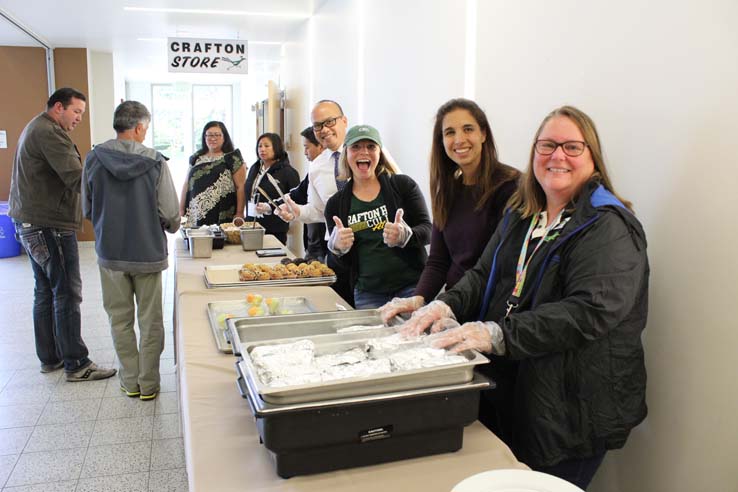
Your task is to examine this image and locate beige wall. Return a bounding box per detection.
[0,46,48,201]
[87,50,115,146]
[53,47,96,241]
[295,1,738,490]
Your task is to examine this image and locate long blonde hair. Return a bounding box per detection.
[508,105,632,217]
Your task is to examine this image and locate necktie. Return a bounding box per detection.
[333,151,346,191]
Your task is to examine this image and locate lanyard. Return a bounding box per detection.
[505,210,563,317]
[251,164,268,201]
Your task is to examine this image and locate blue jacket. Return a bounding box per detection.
[83,139,180,273]
[440,179,649,467]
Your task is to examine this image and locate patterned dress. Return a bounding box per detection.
[183,149,244,226]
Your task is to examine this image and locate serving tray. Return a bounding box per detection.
[207,298,317,353]
[238,328,489,404]
[204,264,336,288]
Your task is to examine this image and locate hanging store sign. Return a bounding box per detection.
[167,37,248,74]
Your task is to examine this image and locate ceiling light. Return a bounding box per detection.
[124,7,310,18]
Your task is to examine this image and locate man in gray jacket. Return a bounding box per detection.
[9,87,116,381]
[83,101,180,401]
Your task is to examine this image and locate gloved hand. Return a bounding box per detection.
[378,295,425,324]
[255,202,272,215]
[383,209,413,248]
[398,300,455,337]
[327,216,354,255]
[232,216,245,227]
[429,321,504,354]
[276,195,301,222]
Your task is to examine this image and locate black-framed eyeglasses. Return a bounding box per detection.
[534,139,588,157]
[312,116,341,132]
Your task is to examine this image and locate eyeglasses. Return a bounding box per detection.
[205,133,223,139]
[312,116,341,132]
[534,140,587,157]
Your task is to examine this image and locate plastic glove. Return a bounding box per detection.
[398,300,455,337]
[429,317,460,334]
[429,321,505,354]
[275,195,301,222]
[327,216,354,255]
[232,216,245,227]
[378,295,425,324]
[255,202,272,215]
[383,209,413,248]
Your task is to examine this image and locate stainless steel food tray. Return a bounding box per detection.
[204,264,336,288]
[227,309,392,357]
[239,330,489,404]
[207,298,317,353]
[237,360,492,415]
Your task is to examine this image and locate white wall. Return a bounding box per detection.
[311,0,360,123]
[87,50,115,145]
[362,0,468,201]
[299,1,738,490]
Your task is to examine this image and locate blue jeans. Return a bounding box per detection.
[15,223,90,372]
[534,451,606,490]
[353,284,417,310]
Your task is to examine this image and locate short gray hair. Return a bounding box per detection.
[113,101,151,132]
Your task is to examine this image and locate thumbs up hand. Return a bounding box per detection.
[328,216,355,255]
[383,208,412,248]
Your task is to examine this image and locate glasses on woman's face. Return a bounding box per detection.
[535,139,587,157]
[205,132,223,139]
[312,116,340,132]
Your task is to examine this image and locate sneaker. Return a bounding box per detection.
[40,361,64,373]
[120,386,141,398]
[140,392,158,401]
[65,362,116,382]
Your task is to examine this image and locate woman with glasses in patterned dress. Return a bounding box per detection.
[392,106,649,490]
[180,121,245,227]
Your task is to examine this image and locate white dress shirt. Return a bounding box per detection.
[300,148,339,224]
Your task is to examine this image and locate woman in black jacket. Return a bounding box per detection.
[396,106,649,490]
[244,133,300,244]
[324,125,431,309]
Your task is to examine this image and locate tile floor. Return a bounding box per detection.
[0,241,189,491]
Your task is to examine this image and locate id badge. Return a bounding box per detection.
[247,202,262,218]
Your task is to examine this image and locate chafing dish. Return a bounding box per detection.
[229,309,493,478]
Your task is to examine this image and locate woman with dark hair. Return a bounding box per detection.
[325,125,431,309]
[244,133,300,244]
[180,121,245,226]
[380,98,519,318]
[397,106,649,490]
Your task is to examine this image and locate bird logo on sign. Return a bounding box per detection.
[220,56,247,70]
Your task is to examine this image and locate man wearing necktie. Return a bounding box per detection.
[277,100,353,305]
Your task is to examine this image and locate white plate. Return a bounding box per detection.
[451,469,584,492]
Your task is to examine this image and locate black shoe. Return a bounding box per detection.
[40,361,64,373]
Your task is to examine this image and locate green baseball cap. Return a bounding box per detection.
[344,125,382,148]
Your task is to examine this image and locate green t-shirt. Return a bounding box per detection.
[349,194,420,294]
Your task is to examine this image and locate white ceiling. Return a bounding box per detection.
[0,0,313,79]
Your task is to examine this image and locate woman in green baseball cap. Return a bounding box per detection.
[324,125,432,309]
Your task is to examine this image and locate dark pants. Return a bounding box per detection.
[304,222,327,262]
[327,252,353,307]
[15,223,90,372]
[271,231,287,245]
[535,452,606,490]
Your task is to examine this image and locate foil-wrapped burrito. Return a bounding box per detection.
[250,334,468,388]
